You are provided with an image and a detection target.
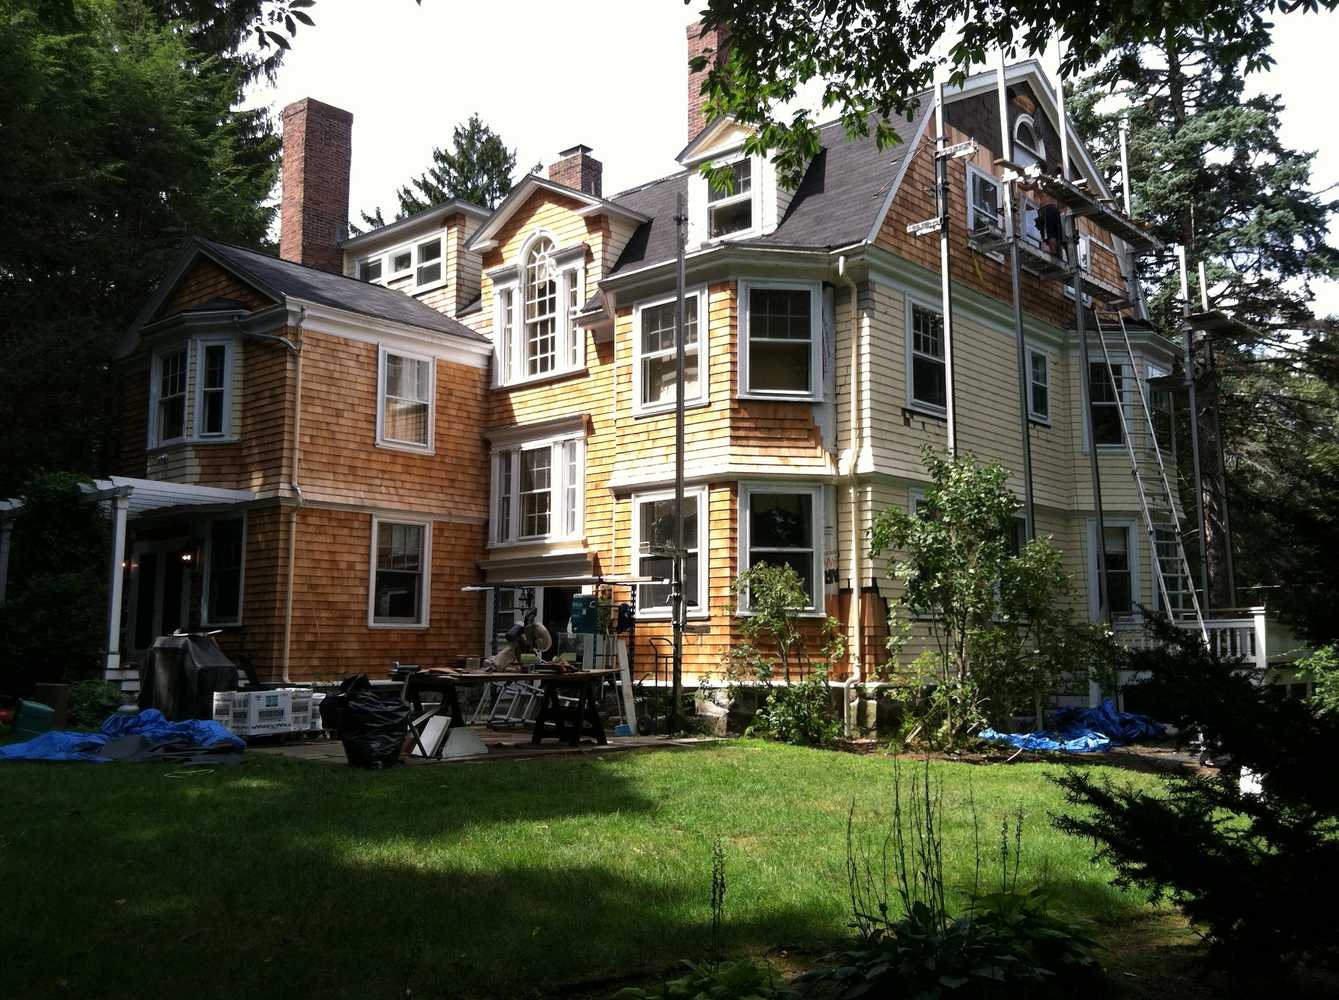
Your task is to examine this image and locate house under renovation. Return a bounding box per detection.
[4,23,1297,697]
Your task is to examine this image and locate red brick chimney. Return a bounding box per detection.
[687,20,729,143]
[548,144,603,197]
[279,98,352,273]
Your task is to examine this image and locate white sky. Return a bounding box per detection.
[247,1,1339,316]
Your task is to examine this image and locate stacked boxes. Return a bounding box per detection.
[212,689,325,737]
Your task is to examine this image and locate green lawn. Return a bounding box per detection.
[1,741,1159,999]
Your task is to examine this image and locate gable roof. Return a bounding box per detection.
[133,237,490,345]
[465,174,650,252]
[607,98,933,277]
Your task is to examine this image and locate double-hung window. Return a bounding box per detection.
[369,518,429,627]
[707,158,754,238]
[154,348,188,444]
[494,236,585,386]
[491,433,585,544]
[415,237,443,288]
[966,165,1002,234]
[1148,364,1175,453]
[1088,361,1125,447]
[203,516,245,626]
[1027,348,1050,422]
[907,300,947,412]
[377,348,434,451]
[196,341,232,437]
[632,487,707,615]
[635,290,704,413]
[740,280,821,399]
[1102,525,1134,616]
[739,483,823,610]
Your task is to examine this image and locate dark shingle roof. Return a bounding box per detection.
[608,100,931,276]
[196,238,490,343]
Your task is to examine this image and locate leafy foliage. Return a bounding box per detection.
[355,113,519,231]
[1054,617,1339,971]
[802,759,1101,998]
[0,473,110,693]
[0,0,284,494]
[869,447,1097,745]
[1302,644,1339,717]
[690,1,1336,189]
[615,959,797,1000]
[68,679,125,730]
[747,670,840,747]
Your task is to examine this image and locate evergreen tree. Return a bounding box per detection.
[1070,6,1339,639]
[0,0,293,495]
[356,114,518,231]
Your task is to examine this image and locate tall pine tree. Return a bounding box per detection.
[356,113,518,231]
[1071,4,1339,641]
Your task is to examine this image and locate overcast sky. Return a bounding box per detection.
[247,1,1338,316]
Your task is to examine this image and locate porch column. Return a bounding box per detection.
[103,491,131,676]
[0,516,12,604]
[1251,606,1269,673]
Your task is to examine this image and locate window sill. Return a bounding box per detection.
[149,436,241,453]
[201,620,242,630]
[734,608,827,620]
[412,280,447,297]
[737,391,822,404]
[903,403,947,422]
[633,397,711,419]
[635,610,710,622]
[494,366,588,392]
[1028,416,1052,428]
[487,535,582,551]
[376,439,435,457]
[368,621,430,630]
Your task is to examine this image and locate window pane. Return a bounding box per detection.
[207,518,244,623]
[707,159,752,204]
[643,352,701,406]
[525,238,558,375]
[750,289,810,340]
[1030,352,1048,418]
[360,258,382,282]
[749,341,809,393]
[383,354,430,446]
[158,350,187,441]
[709,198,752,236]
[563,439,579,536]
[638,495,699,609]
[750,492,812,549]
[1103,527,1133,615]
[496,451,513,540]
[392,251,412,272]
[520,448,551,537]
[912,355,947,409]
[374,522,424,623]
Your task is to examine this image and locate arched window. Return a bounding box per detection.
[1013,114,1045,167]
[524,236,557,376]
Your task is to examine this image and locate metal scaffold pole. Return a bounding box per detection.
[669,192,688,734]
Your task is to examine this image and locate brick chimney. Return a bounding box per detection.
[687,20,729,143]
[548,144,603,197]
[279,98,353,273]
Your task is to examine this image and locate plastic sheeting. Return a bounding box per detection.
[979,699,1164,754]
[0,709,244,763]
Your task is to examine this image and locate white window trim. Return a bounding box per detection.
[200,513,246,627]
[1013,114,1045,163]
[489,432,585,547]
[631,485,709,620]
[904,294,947,417]
[737,481,825,615]
[704,155,762,242]
[387,245,414,281]
[1084,357,1133,453]
[358,235,446,293]
[192,337,235,439]
[356,255,384,284]
[965,163,1002,235]
[1086,518,1141,623]
[412,235,446,293]
[737,278,824,402]
[1027,346,1051,424]
[632,287,709,416]
[148,344,190,449]
[368,515,432,629]
[375,345,436,455]
[492,232,586,389]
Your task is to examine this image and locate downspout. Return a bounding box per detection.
[281,307,306,685]
[837,255,862,737]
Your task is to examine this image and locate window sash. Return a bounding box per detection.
[382,352,432,447]
[519,447,552,538]
[638,296,702,408]
[1089,362,1125,446]
[415,239,442,287]
[525,239,558,376]
[566,269,582,368]
[372,520,426,625]
[199,344,229,436]
[562,439,579,536]
[968,168,1001,230]
[744,285,814,396]
[635,493,702,612]
[908,304,947,410]
[1102,526,1134,615]
[742,488,819,607]
[359,257,383,282]
[156,349,188,443]
[1028,350,1049,420]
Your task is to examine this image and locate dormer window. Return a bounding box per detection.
[707,158,754,237]
[390,248,413,278]
[415,237,442,287]
[358,257,383,283]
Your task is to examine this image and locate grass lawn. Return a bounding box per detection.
[1,741,1164,999]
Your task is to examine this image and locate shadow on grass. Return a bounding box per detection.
[2,750,833,1000]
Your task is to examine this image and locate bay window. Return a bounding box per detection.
[739,280,821,400]
[369,518,430,627]
[907,300,947,412]
[377,347,434,451]
[491,433,584,544]
[150,339,236,447]
[634,290,704,413]
[632,487,707,615]
[739,483,823,610]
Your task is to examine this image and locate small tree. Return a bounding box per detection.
[870,447,1092,745]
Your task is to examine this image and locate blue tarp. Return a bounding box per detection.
[0,709,244,763]
[979,699,1164,754]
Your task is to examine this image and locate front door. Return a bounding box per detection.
[128,539,192,653]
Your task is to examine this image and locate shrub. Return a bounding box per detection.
[1054,616,1339,973]
[747,669,840,747]
[68,678,124,730]
[1302,643,1339,716]
[802,759,1101,998]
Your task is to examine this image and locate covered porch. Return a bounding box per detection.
[1113,606,1308,673]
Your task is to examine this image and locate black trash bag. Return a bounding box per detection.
[323,674,409,769]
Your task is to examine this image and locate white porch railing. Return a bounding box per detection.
[1113,607,1270,670]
